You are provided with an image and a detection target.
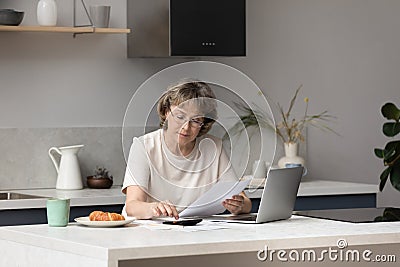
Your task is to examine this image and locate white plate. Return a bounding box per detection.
[74,216,135,227]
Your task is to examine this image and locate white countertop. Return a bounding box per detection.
[0,179,378,210]
[0,216,399,267]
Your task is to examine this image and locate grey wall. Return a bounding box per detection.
[0,0,185,128]
[0,0,185,189]
[218,0,400,207]
[1,1,399,205]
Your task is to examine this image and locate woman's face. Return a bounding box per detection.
[165,104,204,147]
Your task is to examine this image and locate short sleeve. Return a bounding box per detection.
[121,137,150,194]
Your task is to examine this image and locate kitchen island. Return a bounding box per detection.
[0,216,399,267]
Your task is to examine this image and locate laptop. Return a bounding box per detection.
[207,166,303,224]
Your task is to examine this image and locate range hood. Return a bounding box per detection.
[127,0,246,58]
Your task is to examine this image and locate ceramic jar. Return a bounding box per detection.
[37,0,57,26]
[278,142,305,168]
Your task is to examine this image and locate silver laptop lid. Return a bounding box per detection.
[256,166,303,223]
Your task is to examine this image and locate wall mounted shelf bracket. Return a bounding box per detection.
[73,0,94,37]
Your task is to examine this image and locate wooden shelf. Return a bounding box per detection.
[0,25,130,34]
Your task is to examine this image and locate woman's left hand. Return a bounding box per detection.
[222,194,247,215]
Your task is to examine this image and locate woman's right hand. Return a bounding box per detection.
[125,186,180,220]
[151,200,179,220]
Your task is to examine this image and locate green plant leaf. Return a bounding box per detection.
[375,208,400,222]
[374,215,385,222]
[224,102,276,141]
[384,141,400,164]
[383,208,400,221]
[384,146,396,161]
[385,140,400,150]
[382,122,400,137]
[374,148,384,159]
[389,165,400,191]
[379,166,391,191]
[377,102,400,194]
[374,147,396,160]
[382,102,400,121]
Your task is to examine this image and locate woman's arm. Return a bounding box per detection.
[125,185,179,219]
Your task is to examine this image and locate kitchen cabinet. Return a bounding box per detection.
[250,194,376,213]
[0,204,123,226]
[1,193,377,226]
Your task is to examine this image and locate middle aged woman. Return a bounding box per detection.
[122,80,251,219]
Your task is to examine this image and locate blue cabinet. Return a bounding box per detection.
[250,194,376,213]
[0,204,124,226]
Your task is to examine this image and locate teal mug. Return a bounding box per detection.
[46,198,70,227]
[285,163,308,176]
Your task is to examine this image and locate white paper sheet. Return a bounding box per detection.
[135,219,230,232]
[179,179,251,217]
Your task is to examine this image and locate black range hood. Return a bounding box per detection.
[127,0,246,58]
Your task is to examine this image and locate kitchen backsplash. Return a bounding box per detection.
[0,126,155,190]
[0,126,307,190]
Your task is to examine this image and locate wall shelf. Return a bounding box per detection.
[0,25,130,34]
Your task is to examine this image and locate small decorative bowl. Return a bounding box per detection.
[0,9,24,26]
[86,176,113,189]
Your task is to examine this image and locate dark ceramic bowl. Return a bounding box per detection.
[0,9,24,26]
[87,176,113,189]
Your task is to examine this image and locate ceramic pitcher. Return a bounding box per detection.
[48,144,84,190]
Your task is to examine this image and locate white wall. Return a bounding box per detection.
[220,0,400,207]
[1,0,399,205]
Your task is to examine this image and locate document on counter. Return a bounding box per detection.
[179,221,231,232]
[136,219,231,232]
[179,179,251,218]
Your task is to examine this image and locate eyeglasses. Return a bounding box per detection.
[169,109,204,128]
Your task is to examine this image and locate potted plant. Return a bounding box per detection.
[374,102,400,221]
[86,166,113,189]
[225,85,338,167]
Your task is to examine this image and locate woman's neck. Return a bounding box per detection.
[163,131,196,157]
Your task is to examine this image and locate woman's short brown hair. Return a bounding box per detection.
[157,80,217,137]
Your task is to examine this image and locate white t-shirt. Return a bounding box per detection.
[122,129,237,213]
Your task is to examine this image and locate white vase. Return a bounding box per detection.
[278,142,305,168]
[37,0,57,26]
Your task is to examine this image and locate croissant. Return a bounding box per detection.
[89,211,125,221]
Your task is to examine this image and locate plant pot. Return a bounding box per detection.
[278,142,305,168]
[86,176,113,189]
